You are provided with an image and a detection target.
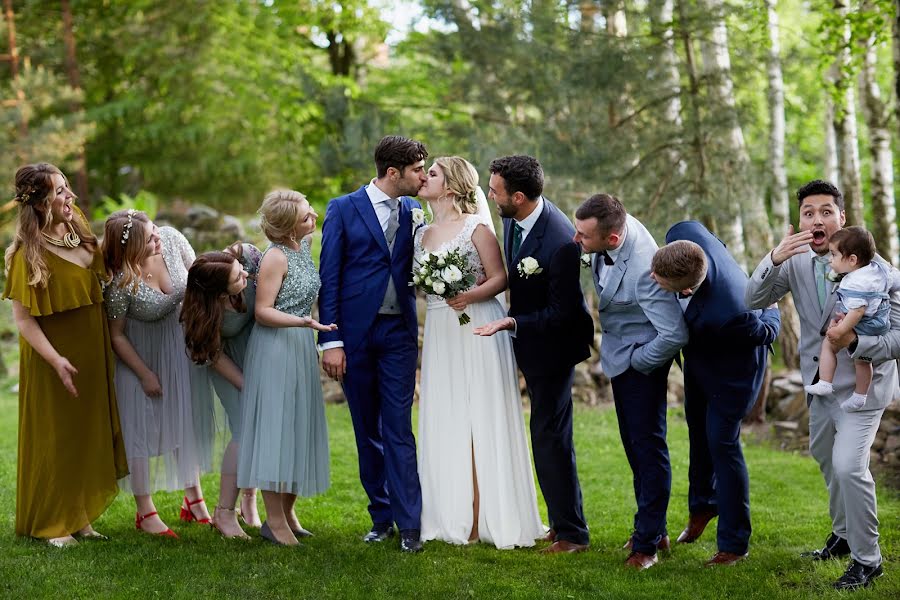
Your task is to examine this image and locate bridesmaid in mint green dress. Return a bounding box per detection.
[237,190,336,546]
[183,242,264,538]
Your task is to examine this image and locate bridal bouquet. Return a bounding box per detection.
[412,249,477,325]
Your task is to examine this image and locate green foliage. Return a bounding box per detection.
[90,190,159,221]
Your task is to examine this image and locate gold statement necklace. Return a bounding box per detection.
[42,222,82,249]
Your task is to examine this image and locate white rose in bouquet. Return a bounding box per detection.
[432,280,446,295]
[441,265,463,283]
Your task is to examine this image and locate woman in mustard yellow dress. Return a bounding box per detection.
[3,163,128,547]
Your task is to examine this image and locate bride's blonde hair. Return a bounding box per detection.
[434,157,479,215]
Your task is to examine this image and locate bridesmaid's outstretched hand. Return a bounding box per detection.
[301,317,338,332]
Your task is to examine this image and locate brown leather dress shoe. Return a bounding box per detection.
[676,510,717,544]
[542,529,557,543]
[624,551,659,570]
[540,540,589,554]
[623,535,670,553]
[705,551,748,566]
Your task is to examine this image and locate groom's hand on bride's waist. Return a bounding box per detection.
[473,317,515,337]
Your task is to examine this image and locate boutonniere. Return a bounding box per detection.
[411,208,426,231]
[581,253,593,269]
[826,270,844,283]
[517,256,543,279]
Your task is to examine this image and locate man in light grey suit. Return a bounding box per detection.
[746,180,899,591]
[573,194,688,570]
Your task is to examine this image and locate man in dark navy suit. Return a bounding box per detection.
[475,155,594,554]
[651,221,781,566]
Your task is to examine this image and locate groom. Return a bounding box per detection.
[318,135,428,553]
[475,155,594,553]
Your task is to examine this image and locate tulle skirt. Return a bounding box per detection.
[115,310,203,495]
[418,297,545,549]
[237,324,330,495]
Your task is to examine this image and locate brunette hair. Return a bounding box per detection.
[5,163,98,287]
[797,179,844,211]
[102,209,154,291]
[374,135,428,178]
[258,189,307,244]
[651,240,709,291]
[433,156,479,215]
[181,251,245,365]
[488,155,544,200]
[575,193,627,236]
[830,226,876,267]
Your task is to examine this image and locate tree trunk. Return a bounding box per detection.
[765,0,789,232]
[3,0,27,146]
[832,1,864,226]
[824,90,840,184]
[61,0,89,210]
[860,11,898,265]
[677,0,710,214]
[649,0,689,217]
[697,0,767,269]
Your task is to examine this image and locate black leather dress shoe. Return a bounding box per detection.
[801,532,851,560]
[363,524,395,543]
[400,529,423,553]
[833,559,883,590]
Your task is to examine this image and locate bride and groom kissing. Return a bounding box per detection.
[318,136,594,553]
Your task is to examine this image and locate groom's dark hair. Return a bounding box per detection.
[575,193,626,235]
[797,179,844,210]
[374,135,428,178]
[489,155,543,200]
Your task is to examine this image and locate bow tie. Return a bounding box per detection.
[599,251,614,266]
[677,291,692,299]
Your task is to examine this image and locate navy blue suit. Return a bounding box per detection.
[318,185,422,532]
[665,221,781,555]
[504,199,594,545]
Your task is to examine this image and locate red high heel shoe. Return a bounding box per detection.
[180,496,212,525]
[135,511,179,539]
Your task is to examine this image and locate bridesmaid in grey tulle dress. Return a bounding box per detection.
[182,243,264,538]
[102,209,211,538]
[237,190,336,546]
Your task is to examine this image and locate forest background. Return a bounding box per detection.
[2,0,900,368]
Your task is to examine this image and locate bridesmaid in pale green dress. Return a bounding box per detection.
[237,189,335,546]
[182,243,264,538]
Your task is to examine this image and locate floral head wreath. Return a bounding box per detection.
[121,208,137,245]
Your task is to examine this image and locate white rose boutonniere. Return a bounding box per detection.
[411,207,426,232]
[517,256,543,279]
[581,253,593,269]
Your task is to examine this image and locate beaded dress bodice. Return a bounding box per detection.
[414,215,488,305]
[267,239,320,317]
[105,226,194,322]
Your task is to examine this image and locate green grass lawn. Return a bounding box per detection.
[0,388,897,599]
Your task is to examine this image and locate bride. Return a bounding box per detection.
[415,156,544,549]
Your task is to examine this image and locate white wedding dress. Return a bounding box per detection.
[415,215,545,549]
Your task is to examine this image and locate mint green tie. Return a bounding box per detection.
[814,256,829,309]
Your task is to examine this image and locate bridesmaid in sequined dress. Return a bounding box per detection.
[102,210,211,538]
[237,190,335,546]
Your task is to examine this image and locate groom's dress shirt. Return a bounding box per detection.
[596,227,627,290]
[366,179,397,231]
[317,180,398,352]
[513,196,545,245]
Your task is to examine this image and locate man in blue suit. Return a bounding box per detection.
[651,221,781,566]
[475,155,594,554]
[318,135,427,552]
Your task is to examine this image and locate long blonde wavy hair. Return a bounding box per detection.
[434,156,480,215]
[4,163,98,287]
[101,209,154,292]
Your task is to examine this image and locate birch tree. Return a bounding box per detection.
[765,0,789,231]
[860,0,898,264]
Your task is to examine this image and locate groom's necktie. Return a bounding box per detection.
[379,198,402,315]
[511,223,524,258]
[813,255,830,310]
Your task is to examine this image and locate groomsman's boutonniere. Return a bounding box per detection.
[517,257,543,279]
[411,208,426,231]
[581,253,593,269]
